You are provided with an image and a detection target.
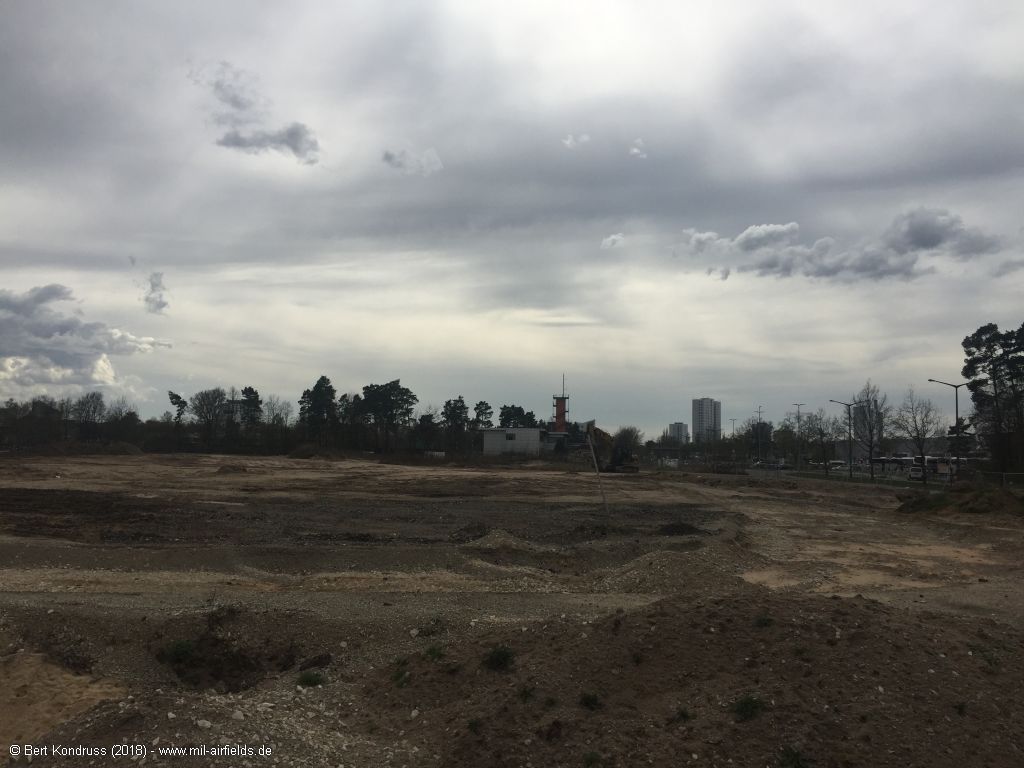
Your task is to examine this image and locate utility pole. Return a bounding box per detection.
[755,405,764,463]
[830,399,866,480]
[928,378,968,484]
[793,403,805,471]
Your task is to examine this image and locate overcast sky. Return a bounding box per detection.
[2,0,1022,437]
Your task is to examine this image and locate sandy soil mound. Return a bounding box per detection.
[366,593,1024,768]
[460,529,558,554]
[0,653,123,744]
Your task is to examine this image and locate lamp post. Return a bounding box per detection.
[830,399,866,480]
[755,405,764,464]
[927,378,968,484]
[793,403,805,471]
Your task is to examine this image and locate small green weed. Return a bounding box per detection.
[755,615,774,628]
[579,692,603,711]
[424,644,445,661]
[297,670,325,687]
[467,718,483,735]
[778,745,812,767]
[666,706,691,724]
[392,658,412,687]
[518,684,536,702]
[732,694,766,722]
[483,645,515,671]
[162,639,194,664]
[583,752,602,767]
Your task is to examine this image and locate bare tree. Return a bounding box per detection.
[72,392,106,440]
[189,387,226,445]
[852,380,892,479]
[893,387,946,483]
[105,395,136,422]
[802,409,844,473]
[263,395,293,426]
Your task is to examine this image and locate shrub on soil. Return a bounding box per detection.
[732,694,766,722]
[297,670,325,687]
[482,645,514,671]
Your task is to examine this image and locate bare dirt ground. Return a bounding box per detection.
[1,454,1023,767]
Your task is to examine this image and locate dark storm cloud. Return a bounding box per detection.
[884,209,1001,258]
[217,123,320,164]
[143,272,169,314]
[0,284,169,388]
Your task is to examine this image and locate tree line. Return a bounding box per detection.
[1,322,1021,468]
[0,375,542,456]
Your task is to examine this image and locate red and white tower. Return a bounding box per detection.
[552,375,569,433]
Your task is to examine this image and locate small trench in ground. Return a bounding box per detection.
[153,607,301,693]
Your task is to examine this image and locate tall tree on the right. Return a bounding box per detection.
[962,322,1024,471]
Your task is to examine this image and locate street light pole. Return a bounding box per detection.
[927,378,968,484]
[755,405,764,463]
[830,399,866,480]
[793,403,805,471]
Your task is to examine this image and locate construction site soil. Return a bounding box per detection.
[1,454,1022,767]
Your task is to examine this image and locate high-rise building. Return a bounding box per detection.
[666,422,689,444]
[692,398,722,443]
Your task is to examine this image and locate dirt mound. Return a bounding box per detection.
[366,594,1024,768]
[215,463,248,474]
[898,486,1024,516]
[288,443,348,460]
[460,529,557,554]
[0,653,123,745]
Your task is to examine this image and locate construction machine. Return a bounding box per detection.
[586,425,640,473]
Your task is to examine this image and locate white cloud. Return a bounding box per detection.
[628,138,647,159]
[562,133,590,149]
[600,233,625,249]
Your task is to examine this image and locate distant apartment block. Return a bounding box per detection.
[666,422,690,444]
[692,398,721,442]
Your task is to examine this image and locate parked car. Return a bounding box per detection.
[909,466,925,481]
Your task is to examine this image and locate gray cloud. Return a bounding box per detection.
[381,147,444,177]
[993,259,1024,277]
[884,208,1001,258]
[734,222,800,252]
[680,208,1001,281]
[217,123,320,164]
[143,272,169,314]
[190,61,267,127]
[192,60,320,164]
[0,284,169,391]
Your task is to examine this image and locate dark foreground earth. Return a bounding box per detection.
[1,454,1022,767]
